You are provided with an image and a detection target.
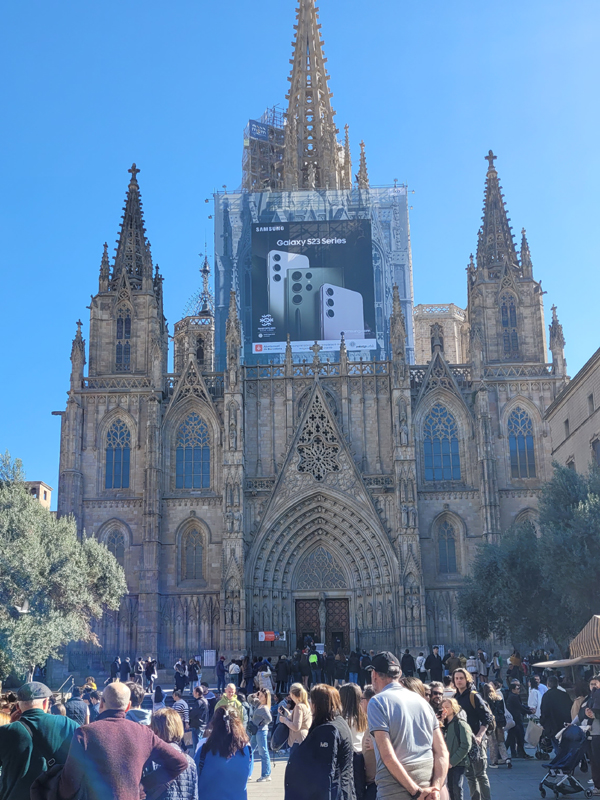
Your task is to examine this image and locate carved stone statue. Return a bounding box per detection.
[233,603,240,625]
[376,602,383,628]
[282,606,289,630]
[318,593,326,642]
[357,603,364,629]
[229,421,237,450]
[366,603,373,628]
[272,605,279,630]
[402,505,409,528]
[253,603,260,629]
[410,507,418,528]
[225,601,233,625]
[386,599,393,629]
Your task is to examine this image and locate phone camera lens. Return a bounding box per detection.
[291,271,302,281]
[292,283,302,292]
[306,284,313,291]
[292,295,303,305]
[273,264,281,272]
[273,274,281,282]
[326,299,334,307]
[326,309,335,318]
[306,272,312,279]
[273,254,281,262]
[326,288,334,296]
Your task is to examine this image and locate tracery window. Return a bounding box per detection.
[196,339,205,366]
[296,546,346,590]
[423,403,461,482]
[508,406,536,478]
[182,528,203,581]
[438,520,457,573]
[116,308,131,372]
[105,420,131,489]
[175,413,210,489]
[106,529,125,568]
[500,294,519,358]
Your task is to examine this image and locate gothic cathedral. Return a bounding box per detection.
[57,0,568,665]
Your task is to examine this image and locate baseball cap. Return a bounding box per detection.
[365,651,401,675]
[17,682,53,701]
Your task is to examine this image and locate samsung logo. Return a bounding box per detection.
[255,226,285,232]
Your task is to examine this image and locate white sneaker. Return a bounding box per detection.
[256,776,272,782]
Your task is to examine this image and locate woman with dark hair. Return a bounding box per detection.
[340,683,368,800]
[284,684,354,800]
[241,656,254,693]
[153,685,166,712]
[195,706,253,800]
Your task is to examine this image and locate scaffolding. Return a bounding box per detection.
[242,105,286,192]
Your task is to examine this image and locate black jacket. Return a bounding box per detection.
[348,654,361,673]
[119,660,132,681]
[325,654,337,676]
[456,688,493,735]
[540,688,573,738]
[188,697,209,734]
[285,715,356,800]
[110,660,120,679]
[401,654,416,674]
[505,691,530,726]
[276,659,290,681]
[425,654,443,678]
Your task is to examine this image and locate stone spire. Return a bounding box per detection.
[476,151,518,271]
[112,164,153,291]
[183,252,215,317]
[356,140,370,189]
[520,227,533,278]
[549,304,567,379]
[284,0,343,190]
[98,242,110,292]
[226,291,242,386]
[390,285,407,387]
[342,124,352,190]
[70,319,86,392]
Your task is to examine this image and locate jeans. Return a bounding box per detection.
[465,751,491,800]
[447,765,465,800]
[591,736,600,790]
[506,721,526,756]
[217,675,226,692]
[311,669,320,686]
[349,672,358,685]
[254,727,271,777]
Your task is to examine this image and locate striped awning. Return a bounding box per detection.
[570,615,600,659]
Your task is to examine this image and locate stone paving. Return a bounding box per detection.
[247,746,595,800]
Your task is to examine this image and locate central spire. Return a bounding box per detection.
[284,0,347,190]
[476,150,519,272]
[112,163,153,290]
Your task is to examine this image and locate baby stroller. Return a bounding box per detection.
[539,725,592,798]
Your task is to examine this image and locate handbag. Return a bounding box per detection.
[503,702,515,731]
[183,730,194,748]
[270,721,289,752]
[525,718,543,747]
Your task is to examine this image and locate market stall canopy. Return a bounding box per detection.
[569,615,600,660]
[532,655,600,669]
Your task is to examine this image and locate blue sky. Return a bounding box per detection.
[1,0,598,505]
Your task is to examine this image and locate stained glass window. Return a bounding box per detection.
[508,406,536,478]
[423,403,461,481]
[105,420,131,489]
[500,294,519,357]
[176,413,210,489]
[182,529,203,580]
[106,529,125,567]
[116,308,131,371]
[296,546,346,590]
[438,520,457,573]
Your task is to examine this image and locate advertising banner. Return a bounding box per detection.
[251,220,375,354]
[258,631,286,642]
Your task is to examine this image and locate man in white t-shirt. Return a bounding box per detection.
[367,651,449,800]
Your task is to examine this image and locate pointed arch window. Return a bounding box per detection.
[175,413,210,489]
[182,528,203,581]
[105,420,131,489]
[438,520,457,573]
[500,294,519,357]
[106,529,125,568]
[116,307,132,371]
[423,403,461,481]
[196,338,205,367]
[508,406,536,478]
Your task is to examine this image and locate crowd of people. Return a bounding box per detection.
[0,647,598,800]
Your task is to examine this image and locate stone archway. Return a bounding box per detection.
[246,492,401,653]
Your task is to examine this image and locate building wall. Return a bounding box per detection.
[546,348,600,472]
[413,304,467,364]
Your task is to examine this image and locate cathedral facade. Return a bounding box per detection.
[57,1,569,667]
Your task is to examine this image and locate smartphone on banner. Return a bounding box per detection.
[267,251,309,332]
[320,284,365,340]
[287,267,344,341]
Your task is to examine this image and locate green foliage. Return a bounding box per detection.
[458,463,600,655]
[0,452,127,679]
